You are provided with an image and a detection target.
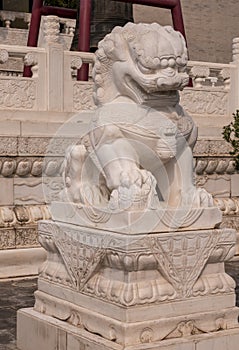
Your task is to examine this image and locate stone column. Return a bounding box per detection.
[229,37,239,113]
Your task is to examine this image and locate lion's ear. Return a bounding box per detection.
[99,33,128,62]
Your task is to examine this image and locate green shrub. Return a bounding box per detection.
[222,110,239,171]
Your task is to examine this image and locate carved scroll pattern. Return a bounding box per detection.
[0,80,36,109]
[73,82,95,111]
[180,90,228,115]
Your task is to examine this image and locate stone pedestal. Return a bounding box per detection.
[17,308,239,350]
[17,219,239,349]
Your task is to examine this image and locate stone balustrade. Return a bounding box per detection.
[0,43,94,112]
[0,10,31,28]
[0,40,236,117]
[0,12,75,49]
[179,61,236,119]
[188,61,231,90]
[0,13,238,117]
[0,10,76,33]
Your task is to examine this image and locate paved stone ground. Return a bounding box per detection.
[0,262,239,349]
[0,279,37,350]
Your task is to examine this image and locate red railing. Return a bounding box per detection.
[25,0,186,81]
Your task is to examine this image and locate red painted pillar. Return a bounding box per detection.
[77,0,92,81]
[171,1,186,42]
[27,0,44,47]
[23,0,43,77]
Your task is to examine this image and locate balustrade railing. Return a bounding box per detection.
[0,42,95,112]
[187,61,232,90]
[0,41,235,115]
[0,12,76,51]
[0,10,31,28]
[179,60,236,117]
[0,13,239,116]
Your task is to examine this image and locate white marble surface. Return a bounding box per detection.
[17,308,239,350]
[17,23,239,350]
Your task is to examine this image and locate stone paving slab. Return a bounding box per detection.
[0,279,37,350]
[0,262,239,349]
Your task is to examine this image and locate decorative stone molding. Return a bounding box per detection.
[0,11,16,28]
[35,221,237,346]
[18,137,51,156]
[0,225,40,249]
[195,158,236,175]
[221,216,239,231]
[71,57,82,70]
[214,198,239,216]
[0,80,36,109]
[73,83,95,111]
[0,204,50,229]
[24,52,39,78]
[17,137,75,156]
[0,11,31,28]
[16,227,40,248]
[190,65,210,88]
[187,61,232,89]
[0,205,51,250]
[0,49,9,64]
[219,67,231,91]
[0,157,236,177]
[180,90,228,116]
[0,137,18,156]
[232,37,239,62]
[193,140,233,156]
[43,16,60,44]
[0,56,23,76]
[0,158,42,177]
[38,222,236,298]
[0,247,46,279]
[0,199,236,229]
[0,229,15,249]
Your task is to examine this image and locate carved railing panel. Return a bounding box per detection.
[0,28,239,117]
[0,45,47,110]
[179,61,235,117]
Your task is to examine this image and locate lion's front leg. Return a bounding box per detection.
[95,137,159,210]
[173,145,213,208]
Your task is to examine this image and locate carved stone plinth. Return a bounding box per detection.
[17,308,239,350]
[17,220,239,349]
[51,202,222,233]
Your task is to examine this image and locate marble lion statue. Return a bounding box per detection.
[62,22,213,211]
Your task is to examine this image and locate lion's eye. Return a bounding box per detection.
[137,61,154,74]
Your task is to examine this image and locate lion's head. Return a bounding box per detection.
[93,22,189,106]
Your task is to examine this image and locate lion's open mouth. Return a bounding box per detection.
[124,74,182,106]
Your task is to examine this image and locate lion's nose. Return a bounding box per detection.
[162,68,176,77]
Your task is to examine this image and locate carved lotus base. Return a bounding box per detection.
[50,202,222,233]
[23,220,239,347]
